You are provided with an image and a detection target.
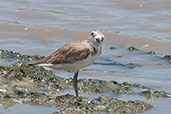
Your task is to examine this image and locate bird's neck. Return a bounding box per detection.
[87,39,101,49]
[87,39,101,56]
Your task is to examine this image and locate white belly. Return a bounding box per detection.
[42,54,98,72]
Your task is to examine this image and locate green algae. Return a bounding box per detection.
[128,46,139,51]
[97,96,152,114]
[0,63,67,95]
[1,62,169,100]
[140,88,171,100]
[147,51,156,55]
[163,55,171,60]
[0,86,55,108]
[0,62,170,95]
[0,86,152,113]
[0,49,171,113]
[94,61,141,69]
[163,55,171,63]
[55,94,152,114]
[127,46,157,56]
[110,46,117,50]
[0,49,44,62]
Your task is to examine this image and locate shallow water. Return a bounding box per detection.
[0,104,57,114]
[0,0,171,114]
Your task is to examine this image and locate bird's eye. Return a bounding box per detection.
[91,32,94,36]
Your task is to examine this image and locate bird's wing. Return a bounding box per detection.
[28,41,91,66]
[47,43,90,64]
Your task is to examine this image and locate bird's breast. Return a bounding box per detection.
[49,54,97,72]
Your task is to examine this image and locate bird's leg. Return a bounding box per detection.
[73,71,79,97]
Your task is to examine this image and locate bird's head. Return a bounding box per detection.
[88,30,105,47]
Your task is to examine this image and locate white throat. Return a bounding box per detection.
[87,39,102,56]
[88,38,101,49]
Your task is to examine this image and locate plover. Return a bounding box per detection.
[28,30,105,97]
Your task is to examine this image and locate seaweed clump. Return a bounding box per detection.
[128,46,139,51]
[54,94,152,114]
[0,62,169,113]
[0,49,44,62]
[0,49,171,113]
[163,55,171,63]
[141,88,171,100]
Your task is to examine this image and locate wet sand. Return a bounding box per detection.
[0,0,171,114]
[1,24,171,55]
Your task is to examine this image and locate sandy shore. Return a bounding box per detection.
[1,23,171,55]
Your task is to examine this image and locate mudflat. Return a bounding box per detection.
[0,0,171,114]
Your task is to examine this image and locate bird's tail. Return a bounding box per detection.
[28,61,42,66]
[27,57,48,66]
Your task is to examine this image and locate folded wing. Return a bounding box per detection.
[28,42,90,66]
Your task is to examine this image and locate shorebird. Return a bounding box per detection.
[28,30,105,97]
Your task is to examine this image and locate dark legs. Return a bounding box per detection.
[73,71,79,97]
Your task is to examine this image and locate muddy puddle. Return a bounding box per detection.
[0,0,171,113]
